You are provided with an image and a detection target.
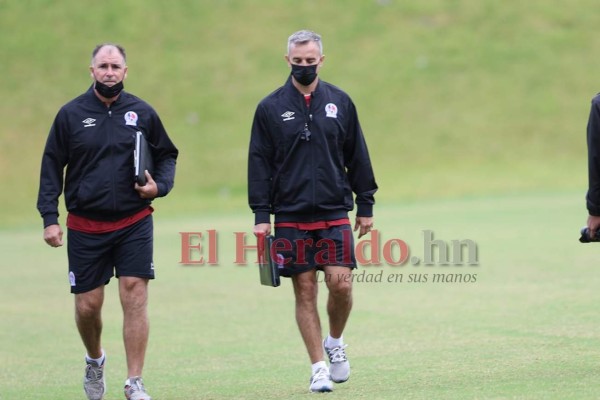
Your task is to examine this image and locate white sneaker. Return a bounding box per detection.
[309,367,333,393]
[324,342,350,383]
[83,357,106,400]
[124,376,152,400]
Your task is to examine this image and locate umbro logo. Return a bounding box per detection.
[82,118,96,127]
[281,111,295,121]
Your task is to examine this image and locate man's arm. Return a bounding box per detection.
[343,101,378,220]
[587,97,600,237]
[37,110,69,232]
[146,111,178,198]
[248,103,274,226]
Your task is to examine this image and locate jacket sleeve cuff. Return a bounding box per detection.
[254,211,271,225]
[589,207,600,217]
[356,203,373,217]
[155,182,167,198]
[587,196,600,216]
[43,213,59,228]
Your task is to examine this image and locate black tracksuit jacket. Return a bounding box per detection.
[588,94,600,215]
[37,86,178,227]
[248,77,378,225]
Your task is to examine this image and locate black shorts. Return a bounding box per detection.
[273,224,357,277]
[67,215,154,294]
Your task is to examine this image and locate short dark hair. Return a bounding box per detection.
[91,43,127,65]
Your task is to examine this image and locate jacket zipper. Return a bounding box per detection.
[108,109,117,211]
[303,96,316,219]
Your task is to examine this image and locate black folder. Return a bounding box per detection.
[258,235,281,287]
[134,131,154,186]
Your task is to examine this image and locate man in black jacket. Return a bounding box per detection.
[37,43,178,400]
[248,30,377,392]
[586,94,600,239]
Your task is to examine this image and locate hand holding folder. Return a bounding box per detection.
[134,131,154,186]
[257,234,280,287]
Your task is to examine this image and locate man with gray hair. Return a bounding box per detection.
[38,43,178,400]
[248,30,377,392]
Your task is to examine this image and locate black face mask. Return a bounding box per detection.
[291,64,318,86]
[95,80,124,98]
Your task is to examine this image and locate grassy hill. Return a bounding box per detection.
[3,3,600,398]
[0,0,596,228]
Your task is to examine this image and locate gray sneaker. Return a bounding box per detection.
[124,376,152,400]
[83,358,106,400]
[309,367,333,393]
[324,342,350,383]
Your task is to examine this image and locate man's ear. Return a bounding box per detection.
[316,55,325,73]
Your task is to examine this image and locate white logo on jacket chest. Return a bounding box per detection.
[325,103,338,118]
[82,118,96,127]
[281,111,295,121]
[124,111,138,126]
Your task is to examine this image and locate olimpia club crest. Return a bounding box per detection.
[325,103,338,118]
[124,111,138,126]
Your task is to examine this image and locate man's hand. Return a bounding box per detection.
[135,170,158,199]
[44,224,63,247]
[354,216,374,239]
[587,215,600,239]
[253,223,271,237]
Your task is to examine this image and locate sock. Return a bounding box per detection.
[86,350,105,366]
[311,361,328,375]
[125,377,138,386]
[325,334,343,348]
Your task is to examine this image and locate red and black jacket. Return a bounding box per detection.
[248,77,378,225]
[37,86,178,227]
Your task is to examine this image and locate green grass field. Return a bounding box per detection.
[1,192,598,399]
[2,0,600,398]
